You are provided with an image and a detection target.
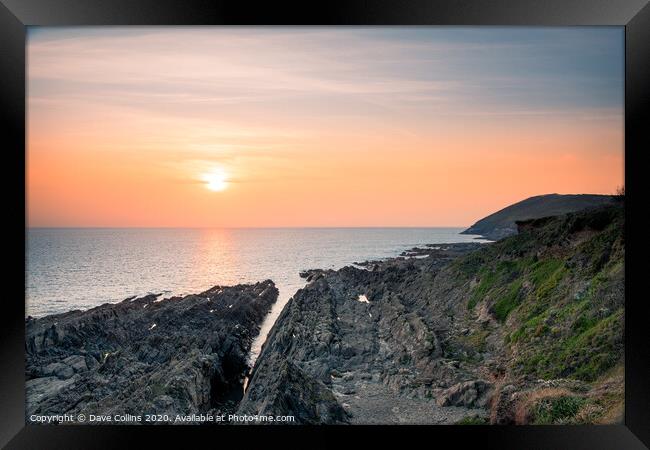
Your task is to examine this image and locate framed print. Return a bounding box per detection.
[1,0,649,448]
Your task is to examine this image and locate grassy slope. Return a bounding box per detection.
[449,203,624,424]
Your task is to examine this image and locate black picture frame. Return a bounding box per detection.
[1,1,648,448]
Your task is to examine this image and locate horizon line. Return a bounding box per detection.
[26,225,472,230]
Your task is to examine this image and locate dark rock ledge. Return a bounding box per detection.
[237,243,488,424]
[25,280,277,422]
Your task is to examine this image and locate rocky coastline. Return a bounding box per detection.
[26,204,624,425]
[26,280,277,422]
[238,242,489,424]
[238,204,624,424]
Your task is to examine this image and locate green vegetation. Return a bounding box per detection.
[453,251,489,279]
[528,259,564,285]
[454,204,624,384]
[466,256,566,321]
[459,327,490,353]
[493,279,523,322]
[511,262,623,382]
[467,268,496,310]
[557,309,623,381]
[455,415,489,425]
[571,313,598,334]
[467,259,525,312]
[531,396,586,424]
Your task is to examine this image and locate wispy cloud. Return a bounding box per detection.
[26,27,624,227]
[29,28,623,122]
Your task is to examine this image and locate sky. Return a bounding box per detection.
[27,27,624,227]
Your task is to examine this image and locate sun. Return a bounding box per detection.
[202,168,229,192]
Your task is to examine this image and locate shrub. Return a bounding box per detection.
[456,415,488,425]
[532,395,586,424]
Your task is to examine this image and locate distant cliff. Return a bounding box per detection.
[462,194,615,241]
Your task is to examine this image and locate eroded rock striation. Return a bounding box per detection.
[240,205,624,425]
[26,280,278,421]
[238,243,490,424]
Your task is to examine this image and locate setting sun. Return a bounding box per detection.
[202,168,229,192]
[23,26,627,428]
[26,27,623,228]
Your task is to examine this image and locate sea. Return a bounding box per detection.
[26,227,488,362]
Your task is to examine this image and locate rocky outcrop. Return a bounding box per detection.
[238,243,490,424]
[241,204,624,425]
[436,380,492,408]
[238,359,349,424]
[26,281,278,422]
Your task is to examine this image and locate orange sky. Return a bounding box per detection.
[27,27,624,227]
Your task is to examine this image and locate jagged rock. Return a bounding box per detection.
[435,380,492,408]
[25,281,278,422]
[238,243,487,424]
[490,384,518,425]
[238,360,349,424]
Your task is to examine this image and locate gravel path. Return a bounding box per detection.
[332,377,486,425]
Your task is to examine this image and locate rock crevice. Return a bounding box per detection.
[26,280,278,421]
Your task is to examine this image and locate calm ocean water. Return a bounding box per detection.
[26,228,488,361]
